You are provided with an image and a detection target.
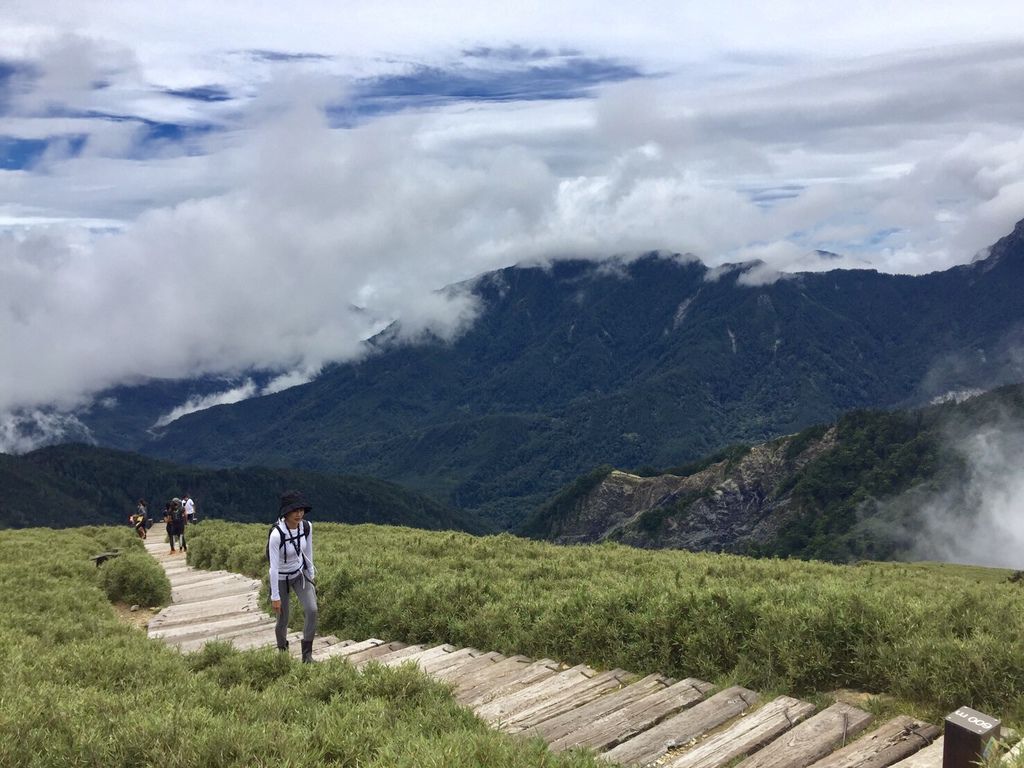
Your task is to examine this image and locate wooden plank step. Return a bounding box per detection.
[663,695,817,768]
[171,581,258,605]
[736,703,874,768]
[166,570,235,586]
[419,646,481,675]
[805,716,941,768]
[311,640,360,661]
[343,640,409,666]
[168,575,256,596]
[380,644,458,668]
[1004,738,1023,765]
[316,637,387,659]
[287,634,343,658]
[452,654,533,698]
[148,601,262,630]
[174,623,279,653]
[550,676,712,753]
[475,664,602,724]
[153,593,261,623]
[602,685,759,766]
[889,737,943,768]
[461,658,563,708]
[217,626,280,651]
[501,669,635,734]
[356,644,427,667]
[537,673,668,743]
[149,612,274,641]
[432,650,506,682]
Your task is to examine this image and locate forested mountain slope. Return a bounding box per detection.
[112,218,1024,526]
[0,443,488,533]
[521,383,1024,562]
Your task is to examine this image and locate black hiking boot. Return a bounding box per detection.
[301,640,314,664]
[277,641,289,653]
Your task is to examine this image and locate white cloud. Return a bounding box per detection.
[1,15,1024,430]
[912,421,1024,570]
[152,380,259,428]
[0,409,94,453]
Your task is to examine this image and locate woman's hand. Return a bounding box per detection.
[272,599,281,613]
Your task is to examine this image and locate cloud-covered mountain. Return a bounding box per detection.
[119,217,1024,527]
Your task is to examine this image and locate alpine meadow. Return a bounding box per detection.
[3,2,1024,767]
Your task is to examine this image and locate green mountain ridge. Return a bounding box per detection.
[0,443,490,533]
[521,383,1024,562]
[81,217,1024,528]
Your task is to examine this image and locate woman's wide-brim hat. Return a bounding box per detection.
[279,490,312,518]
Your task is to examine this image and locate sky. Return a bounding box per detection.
[2,0,1024,442]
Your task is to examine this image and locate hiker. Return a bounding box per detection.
[268,490,318,663]
[183,493,196,524]
[130,501,147,539]
[171,497,187,552]
[163,502,176,553]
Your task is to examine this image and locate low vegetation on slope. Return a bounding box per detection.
[0,526,601,767]
[188,521,1024,726]
[0,442,488,533]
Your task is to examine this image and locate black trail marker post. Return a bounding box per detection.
[943,707,1001,768]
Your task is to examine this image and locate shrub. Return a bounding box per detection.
[99,552,171,606]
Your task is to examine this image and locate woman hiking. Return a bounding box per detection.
[268,490,318,663]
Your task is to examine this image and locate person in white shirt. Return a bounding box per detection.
[183,494,196,524]
[268,490,318,663]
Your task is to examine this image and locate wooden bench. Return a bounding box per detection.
[90,551,121,566]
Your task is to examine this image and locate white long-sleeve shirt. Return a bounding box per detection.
[268,521,315,601]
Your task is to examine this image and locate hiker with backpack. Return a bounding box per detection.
[163,502,176,553]
[165,498,186,553]
[130,500,147,539]
[268,490,318,663]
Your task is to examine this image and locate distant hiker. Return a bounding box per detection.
[163,503,176,553]
[174,497,188,552]
[183,493,196,524]
[130,501,147,539]
[268,490,318,663]
[168,498,187,553]
[137,499,152,531]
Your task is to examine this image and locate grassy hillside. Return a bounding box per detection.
[187,521,1024,726]
[0,526,601,767]
[0,443,490,533]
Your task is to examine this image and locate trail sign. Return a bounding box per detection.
[943,706,1001,768]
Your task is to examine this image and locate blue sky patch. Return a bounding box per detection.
[164,85,232,102]
[0,134,87,170]
[333,54,647,122]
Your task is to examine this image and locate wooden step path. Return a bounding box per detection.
[142,540,1016,767]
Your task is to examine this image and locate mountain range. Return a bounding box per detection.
[74,217,1024,528]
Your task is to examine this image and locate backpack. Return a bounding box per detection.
[265,519,310,565]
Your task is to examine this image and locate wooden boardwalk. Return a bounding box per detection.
[142,539,1015,768]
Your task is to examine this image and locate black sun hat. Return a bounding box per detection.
[279,490,312,518]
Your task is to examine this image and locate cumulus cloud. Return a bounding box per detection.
[2,27,1024,442]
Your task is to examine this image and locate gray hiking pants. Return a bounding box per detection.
[276,575,318,648]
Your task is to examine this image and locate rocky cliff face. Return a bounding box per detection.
[550,427,837,551]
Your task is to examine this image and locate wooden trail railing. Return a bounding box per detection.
[140,539,1019,768]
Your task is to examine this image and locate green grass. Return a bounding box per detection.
[187,520,1024,728]
[0,526,603,767]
